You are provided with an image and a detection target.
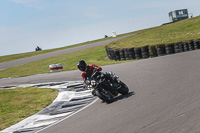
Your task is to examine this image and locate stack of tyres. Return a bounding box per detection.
[109,49,115,60]
[127,48,135,59]
[179,43,185,52]
[124,48,130,60]
[120,48,125,61]
[105,46,111,60]
[183,42,189,51]
[188,40,195,51]
[165,43,175,55]
[134,47,142,59]
[109,48,114,60]
[194,40,200,50]
[114,49,120,61]
[105,39,200,62]
[148,45,157,57]
[141,45,149,58]
[108,48,113,60]
[174,42,180,53]
[156,44,166,56]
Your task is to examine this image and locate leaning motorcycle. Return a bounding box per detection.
[85,70,129,103]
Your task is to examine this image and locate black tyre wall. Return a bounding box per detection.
[110,49,116,61]
[127,48,135,59]
[107,47,113,60]
[188,40,195,51]
[120,48,125,61]
[179,43,185,52]
[141,45,149,58]
[194,40,200,50]
[183,42,189,51]
[134,47,142,59]
[156,44,166,56]
[174,43,180,53]
[124,48,130,60]
[188,40,194,51]
[114,49,120,61]
[149,45,157,57]
[105,39,200,61]
[165,43,175,55]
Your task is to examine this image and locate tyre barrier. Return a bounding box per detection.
[105,46,112,60]
[124,48,129,60]
[141,45,149,58]
[165,43,175,55]
[105,39,200,61]
[127,48,135,59]
[109,49,115,60]
[174,42,180,53]
[179,42,185,52]
[134,47,142,59]
[120,48,125,60]
[194,40,200,49]
[183,42,189,51]
[149,45,157,57]
[156,44,166,56]
[114,49,120,61]
[188,40,195,51]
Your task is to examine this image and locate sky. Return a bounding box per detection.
[0,0,200,56]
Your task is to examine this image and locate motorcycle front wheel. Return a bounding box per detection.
[96,89,114,103]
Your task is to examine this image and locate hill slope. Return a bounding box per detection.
[107,16,200,48]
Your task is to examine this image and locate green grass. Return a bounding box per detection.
[0,44,129,78]
[107,16,200,48]
[0,87,58,131]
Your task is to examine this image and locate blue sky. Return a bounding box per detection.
[0,0,200,56]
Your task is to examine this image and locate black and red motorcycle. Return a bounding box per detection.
[85,70,129,103]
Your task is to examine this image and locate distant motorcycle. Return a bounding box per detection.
[85,70,129,103]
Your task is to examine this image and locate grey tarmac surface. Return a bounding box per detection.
[0,35,133,70]
[1,50,200,133]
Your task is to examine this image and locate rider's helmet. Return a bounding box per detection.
[77,60,87,71]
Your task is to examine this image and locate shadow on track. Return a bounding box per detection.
[115,91,135,101]
[103,91,135,104]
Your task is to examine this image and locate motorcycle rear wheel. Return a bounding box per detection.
[96,89,114,103]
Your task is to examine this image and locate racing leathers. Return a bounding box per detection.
[81,64,102,85]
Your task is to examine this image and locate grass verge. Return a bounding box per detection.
[0,87,58,131]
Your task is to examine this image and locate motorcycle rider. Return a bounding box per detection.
[77,60,118,95]
[77,60,102,85]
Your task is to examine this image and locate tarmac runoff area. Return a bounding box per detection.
[0,81,97,133]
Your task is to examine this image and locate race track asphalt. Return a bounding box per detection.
[0,35,133,70]
[1,50,200,133]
